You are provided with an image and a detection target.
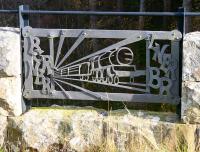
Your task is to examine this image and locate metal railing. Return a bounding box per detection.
[0,5,198,34]
[0,5,199,111]
[19,4,185,105]
[22,26,182,104]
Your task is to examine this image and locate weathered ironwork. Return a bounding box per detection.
[22,26,182,104]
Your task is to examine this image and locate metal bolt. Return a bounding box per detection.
[146,34,152,40]
[61,31,65,35]
[49,90,55,96]
[99,96,104,100]
[26,29,30,33]
[24,90,30,97]
[24,30,30,37]
[48,33,53,38]
[82,32,87,36]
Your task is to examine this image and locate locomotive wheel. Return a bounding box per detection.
[103,77,107,82]
[100,78,103,82]
[130,77,134,83]
[85,76,89,81]
[107,77,113,84]
[113,76,119,84]
[96,77,100,82]
[92,77,95,81]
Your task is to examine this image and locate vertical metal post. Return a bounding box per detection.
[19,5,30,109]
[146,39,150,93]
[178,7,185,36]
[49,36,55,93]
[19,5,29,28]
[177,7,185,118]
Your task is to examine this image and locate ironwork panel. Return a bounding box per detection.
[22,26,182,104]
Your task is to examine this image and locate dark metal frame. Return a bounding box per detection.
[22,26,182,104]
[0,5,199,106]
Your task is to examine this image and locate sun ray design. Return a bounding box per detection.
[54,80,71,99]
[22,26,181,103]
[53,74,147,93]
[54,33,65,66]
[58,33,145,70]
[54,78,108,100]
[56,31,86,68]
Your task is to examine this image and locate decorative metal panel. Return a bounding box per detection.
[22,26,182,104]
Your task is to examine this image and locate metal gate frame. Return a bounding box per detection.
[22,26,182,104]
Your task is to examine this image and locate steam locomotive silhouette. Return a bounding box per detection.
[57,47,145,85]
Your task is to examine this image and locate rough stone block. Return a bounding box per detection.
[0,27,25,116]
[0,115,7,147]
[0,76,25,116]
[0,27,20,77]
[182,82,200,124]
[182,32,200,124]
[2,107,199,152]
[183,32,200,81]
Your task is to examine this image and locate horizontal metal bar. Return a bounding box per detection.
[186,12,200,16]
[21,10,180,16]
[0,9,199,16]
[0,9,18,13]
[21,10,200,16]
[23,27,182,40]
[26,90,180,105]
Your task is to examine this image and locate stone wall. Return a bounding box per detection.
[0,27,25,117]
[0,28,199,122]
[0,29,200,151]
[182,32,200,124]
[3,107,200,152]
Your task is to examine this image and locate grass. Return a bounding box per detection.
[1,132,190,152]
[2,140,189,152]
